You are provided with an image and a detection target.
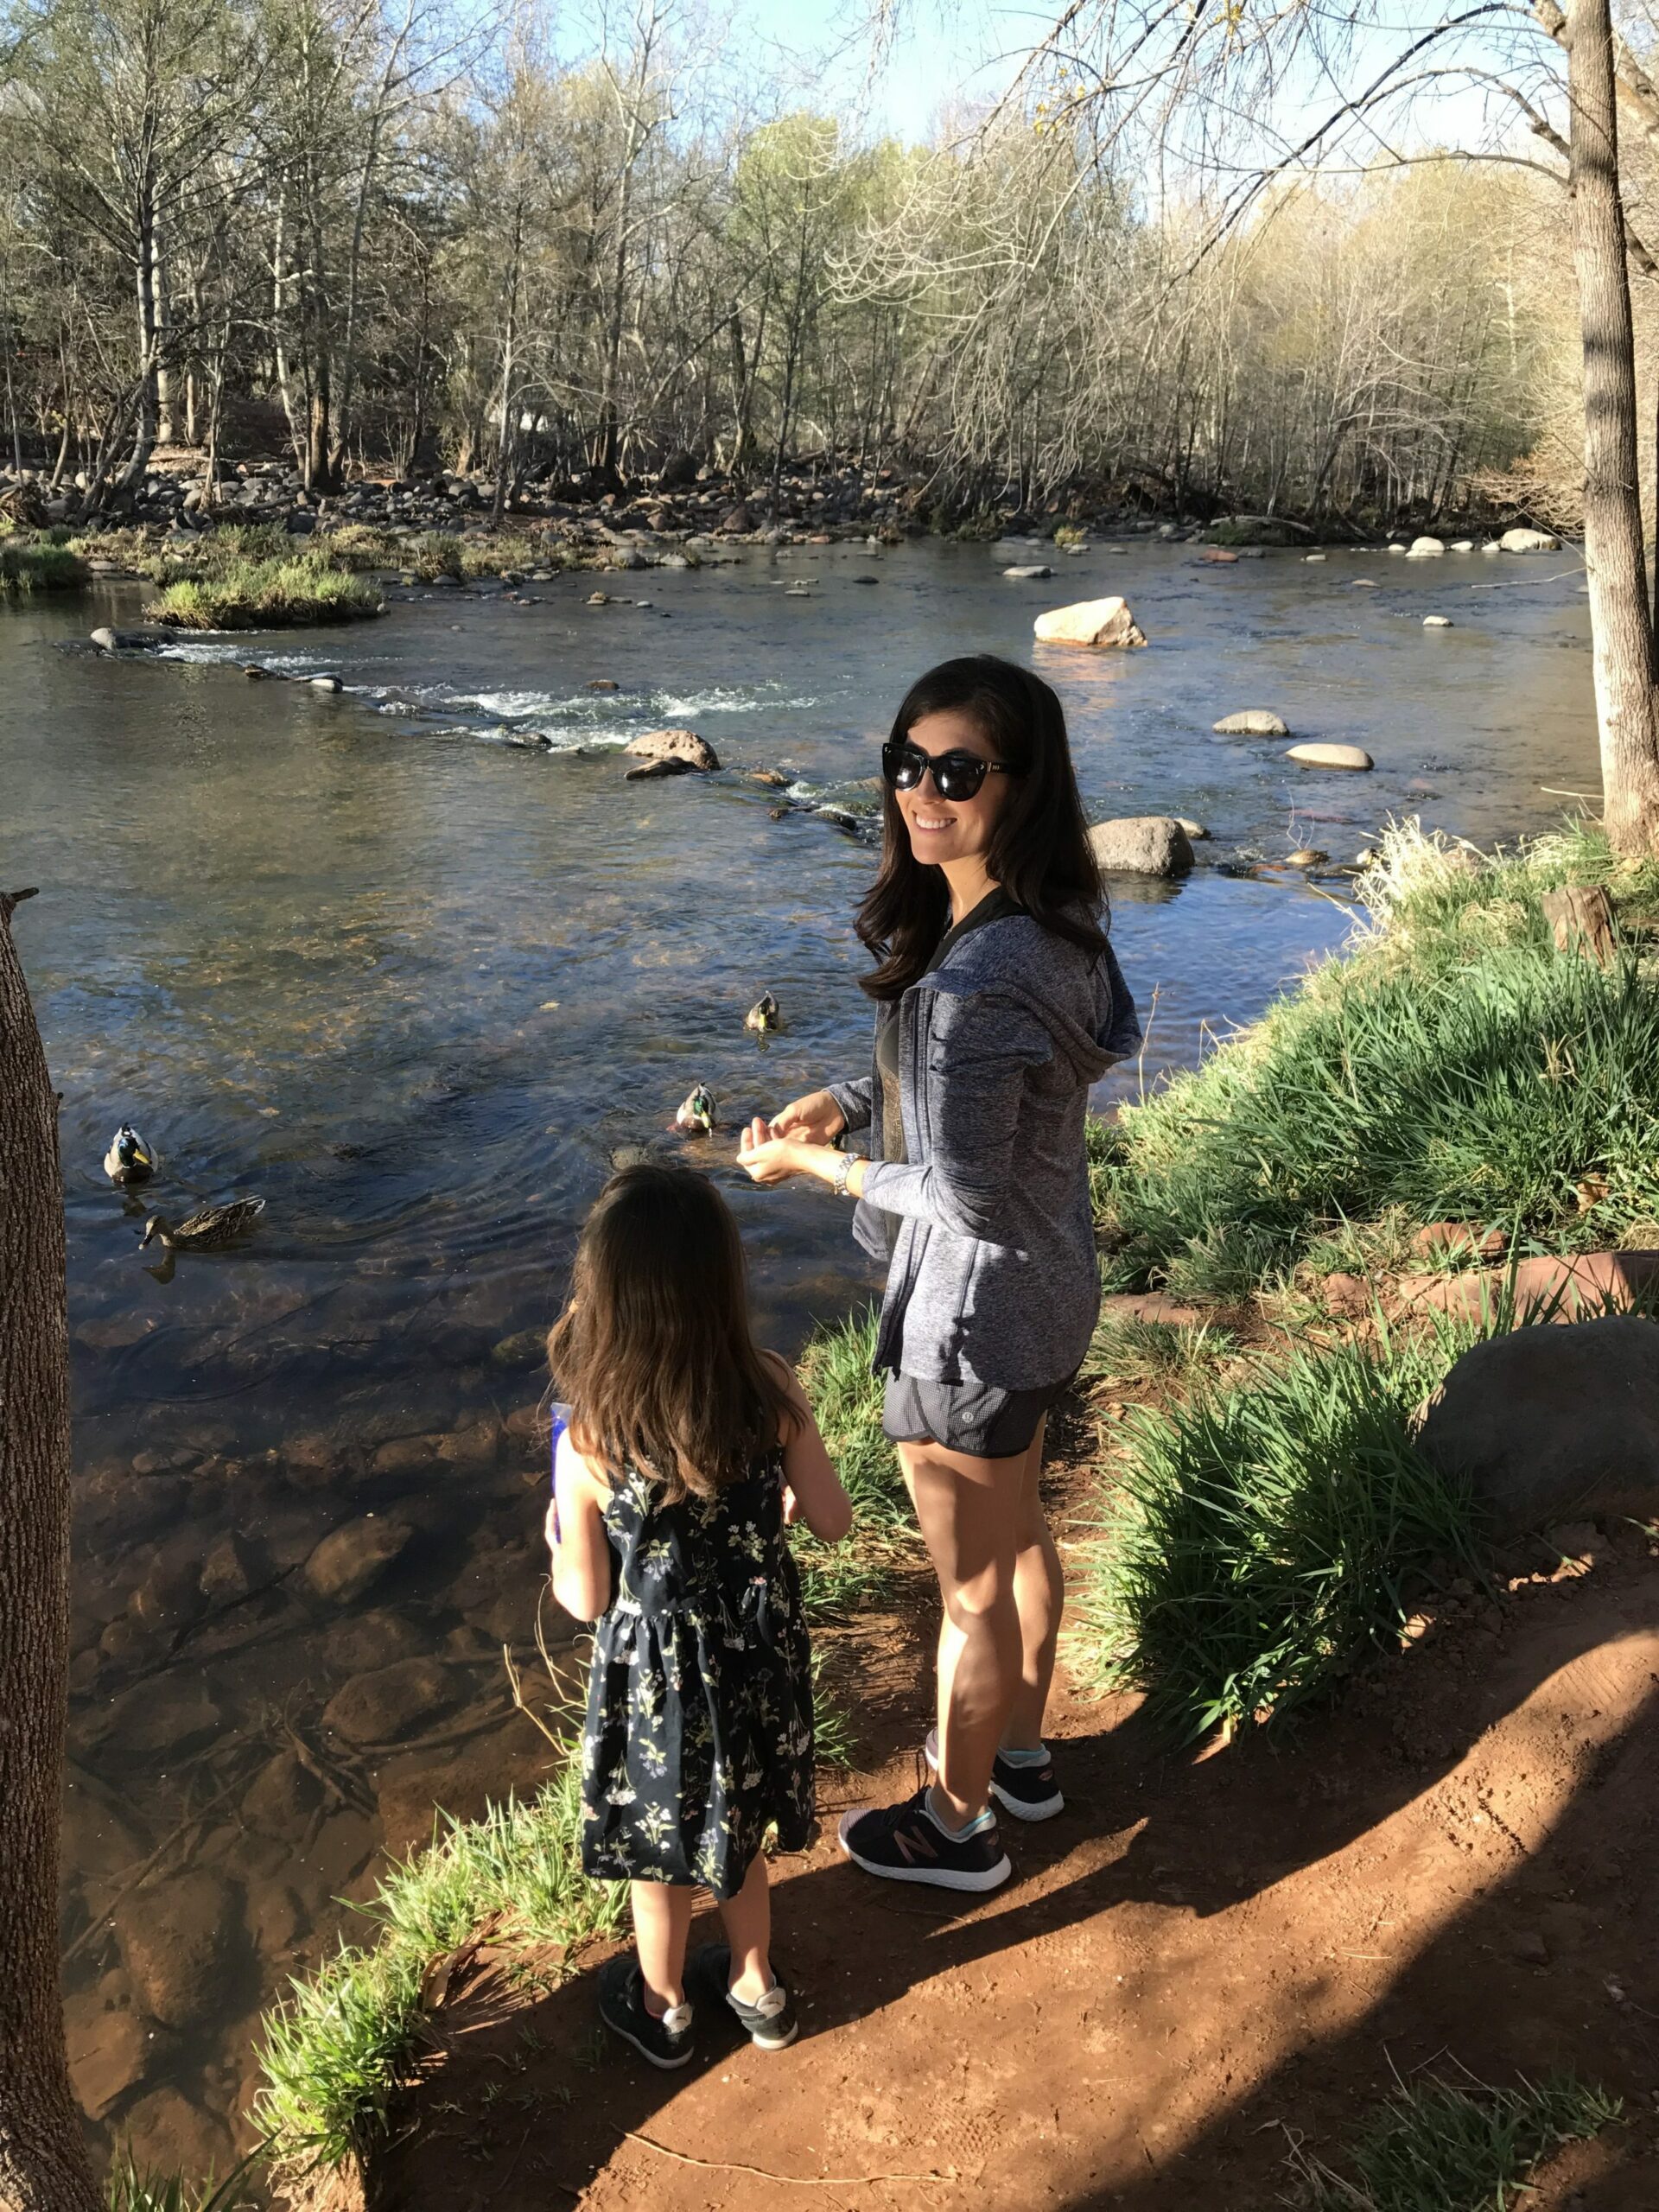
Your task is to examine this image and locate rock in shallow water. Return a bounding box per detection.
[321,1656,460,1744]
[1213,709,1288,737]
[1033,596,1146,649]
[1286,741,1373,772]
[304,1515,412,1604]
[1088,817,1195,876]
[116,1871,243,2031]
[623,726,720,771]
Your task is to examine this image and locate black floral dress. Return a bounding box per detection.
[579,1447,816,1899]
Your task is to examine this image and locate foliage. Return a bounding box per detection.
[146,554,384,629]
[0,538,87,594]
[1081,1310,1238,1394]
[1293,2069,1621,2211]
[1094,821,1659,1299]
[1077,1320,1484,1739]
[255,1749,620,2175]
[794,1306,914,1613]
[105,2152,260,2212]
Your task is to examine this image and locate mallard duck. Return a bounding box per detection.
[104,1123,158,1186]
[745,992,779,1034]
[675,1085,715,1135]
[140,1198,265,1251]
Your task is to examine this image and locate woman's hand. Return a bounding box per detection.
[768,1089,846,1145]
[737,1117,814,1185]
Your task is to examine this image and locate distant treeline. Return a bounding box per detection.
[0,0,1579,526]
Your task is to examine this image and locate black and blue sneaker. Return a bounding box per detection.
[688,1942,800,2050]
[838,1785,1011,1892]
[924,1726,1065,1824]
[596,1955,695,2069]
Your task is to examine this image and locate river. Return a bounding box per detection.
[2,530,1599,2174]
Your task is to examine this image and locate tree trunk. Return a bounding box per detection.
[0,888,98,2212]
[1566,0,1659,853]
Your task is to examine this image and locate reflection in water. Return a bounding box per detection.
[3,535,1597,2172]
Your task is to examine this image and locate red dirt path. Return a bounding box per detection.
[364,1505,1659,2212]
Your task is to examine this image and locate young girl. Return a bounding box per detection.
[545,1163,851,2069]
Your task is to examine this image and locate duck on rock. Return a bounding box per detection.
[141,1198,266,1251]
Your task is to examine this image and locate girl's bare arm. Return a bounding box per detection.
[548,1434,613,1620]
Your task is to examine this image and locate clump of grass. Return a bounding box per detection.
[105,2152,259,2211]
[255,1748,620,2177]
[1052,522,1086,546]
[1078,1321,1483,1739]
[320,522,404,570]
[1097,821,1659,1299]
[459,531,544,577]
[0,538,87,594]
[1292,2068,1621,2211]
[147,553,383,630]
[795,1306,913,1613]
[1081,1310,1238,1394]
[812,1648,856,1770]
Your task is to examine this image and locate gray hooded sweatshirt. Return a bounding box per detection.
[827,911,1141,1391]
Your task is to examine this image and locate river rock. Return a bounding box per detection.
[321,1656,458,1745]
[1284,848,1329,868]
[1213,709,1288,736]
[624,727,720,772]
[1450,540,1474,552]
[1175,817,1210,841]
[1406,536,1445,558]
[129,1551,207,1636]
[1088,817,1195,876]
[66,1998,151,2120]
[242,1751,323,1833]
[624,755,694,780]
[303,1515,412,1605]
[116,1871,243,2031]
[200,1529,269,1608]
[1003,564,1052,579]
[1423,614,1453,627]
[1500,527,1560,554]
[1033,596,1147,649]
[309,673,343,692]
[319,1605,426,1675]
[90,626,119,652]
[719,504,756,533]
[1286,742,1373,772]
[1415,1315,1659,1535]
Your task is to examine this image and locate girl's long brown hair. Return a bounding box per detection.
[547,1164,793,1503]
[858,654,1106,1001]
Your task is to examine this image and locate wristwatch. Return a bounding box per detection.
[831,1151,856,1199]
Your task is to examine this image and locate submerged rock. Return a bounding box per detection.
[624,755,694,781]
[1033,596,1147,649]
[303,1515,412,1605]
[1406,536,1445,558]
[1499,527,1560,554]
[116,1871,243,2031]
[1088,817,1195,876]
[1002,564,1052,579]
[1423,614,1453,628]
[322,1656,458,1744]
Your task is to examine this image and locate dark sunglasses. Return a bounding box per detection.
[881,740,1020,803]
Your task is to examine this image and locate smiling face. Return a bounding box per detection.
[893,708,1013,874]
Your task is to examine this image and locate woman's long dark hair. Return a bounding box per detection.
[547,1165,793,1503]
[856,654,1105,1000]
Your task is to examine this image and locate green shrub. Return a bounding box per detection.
[1294,2069,1620,2211]
[795,1306,914,1612]
[1077,1324,1483,1739]
[105,2151,259,2211]
[255,1750,620,2177]
[146,554,382,630]
[0,539,87,594]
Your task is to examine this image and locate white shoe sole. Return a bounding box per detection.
[837,1812,1012,1892]
[923,1736,1065,1824]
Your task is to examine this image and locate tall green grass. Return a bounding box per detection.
[1096,822,1659,1300]
[1078,1320,1485,1739]
[147,552,382,630]
[255,1748,620,2177]
[0,538,86,594]
[795,1306,914,1611]
[105,2154,259,2212]
[1292,2069,1621,2210]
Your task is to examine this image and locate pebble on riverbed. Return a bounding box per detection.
[1286,742,1374,772]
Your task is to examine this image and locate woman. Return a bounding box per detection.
[736,654,1139,1893]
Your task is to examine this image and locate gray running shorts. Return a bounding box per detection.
[881,1370,1071,1459]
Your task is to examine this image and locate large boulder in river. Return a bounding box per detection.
[116,1871,243,2030]
[624,727,720,772]
[1213,709,1288,737]
[1406,535,1445,558]
[1415,1316,1659,1536]
[322,1656,458,1745]
[1089,817,1195,877]
[1033,596,1147,650]
[1499,527,1560,554]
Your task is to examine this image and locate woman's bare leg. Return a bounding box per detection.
[630,1881,694,2015]
[1005,1417,1063,1750]
[897,1438,1027,1827]
[716,1853,774,2002]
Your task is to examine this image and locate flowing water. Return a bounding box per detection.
[2,532,1599,2171]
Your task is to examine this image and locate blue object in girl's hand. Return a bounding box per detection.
[549,1402,571,1541]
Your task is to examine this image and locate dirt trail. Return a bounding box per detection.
[369,1508,1659,2212]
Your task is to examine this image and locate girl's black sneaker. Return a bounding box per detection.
[837,1786,1011,1892]
[688,1942,800,2050]
[923,1726,1065,1823]
[596,1955,695,2069]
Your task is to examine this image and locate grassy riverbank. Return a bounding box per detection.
[0,536,86,594]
